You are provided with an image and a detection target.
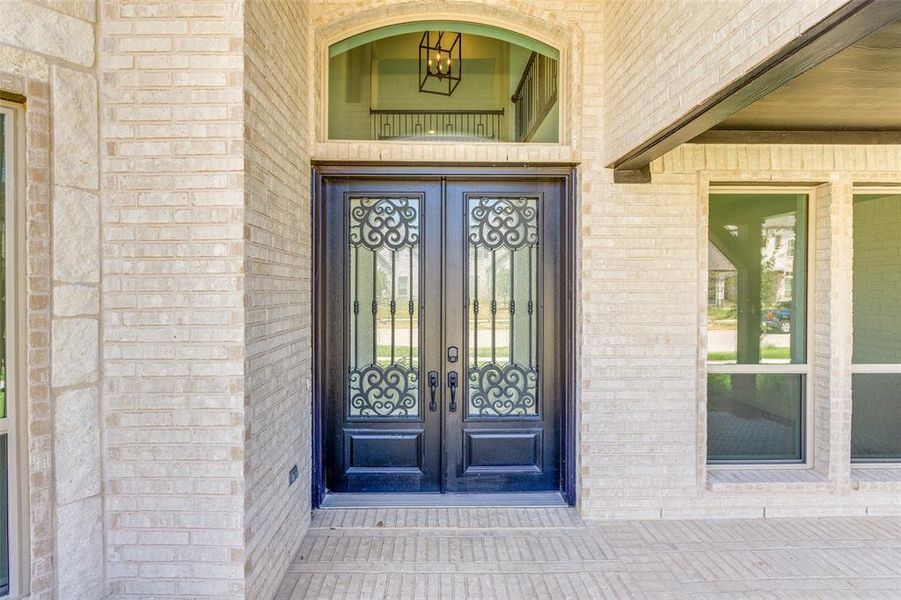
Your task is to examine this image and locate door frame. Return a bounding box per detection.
[311,162,578,507]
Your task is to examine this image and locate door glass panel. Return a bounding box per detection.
[348,197,420,418]
[467,196,539,417]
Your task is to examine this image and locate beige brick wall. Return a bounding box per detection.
[100,1,246,597]
[580,145,901,519]
[1,1,101,597]
[243,0,314,598]
[602,0,849,165]
[3,1,901,598]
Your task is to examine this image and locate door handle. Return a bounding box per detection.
[447,371,458,412]
[428,371,438,412]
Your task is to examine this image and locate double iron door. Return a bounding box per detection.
[321,176,565,494]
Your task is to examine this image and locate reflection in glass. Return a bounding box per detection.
[707,194,807,365]
[851,374,901,460]
[853,194,901,364]
[707,374,804,462]
[468,197,539,417]
[347,197,420,417]
[328,29,559,143]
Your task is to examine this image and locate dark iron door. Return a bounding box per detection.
[443,180,562,492]
[322,176,563,494]
[322,179,443,492]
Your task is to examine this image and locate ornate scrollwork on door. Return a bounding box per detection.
[348,196,421,418]
[469,362,539,417]
[349,363,419,417]
[469,197,538,250]
[350,197,419,251]
[467,196,540,418]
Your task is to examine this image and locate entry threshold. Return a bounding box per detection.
[320,491,567,508]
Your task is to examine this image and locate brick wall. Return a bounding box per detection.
[602,0,849,165]
[100,1,246,597]
[243,1,314,598]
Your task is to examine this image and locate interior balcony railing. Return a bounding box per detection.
[511,52,558,142]
[370,109,505,141]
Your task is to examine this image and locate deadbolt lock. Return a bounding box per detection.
[447,345,459,363]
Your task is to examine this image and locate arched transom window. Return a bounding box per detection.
[328,21,560,143]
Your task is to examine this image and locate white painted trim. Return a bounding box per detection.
[707,364,809,374]
[0,100,29,599]
[851,364,901,373]
[851,185,901,195]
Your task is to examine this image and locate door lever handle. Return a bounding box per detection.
[428,371,438,412]
[447,371,458,412]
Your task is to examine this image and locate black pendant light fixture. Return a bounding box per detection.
[419,31,462,96]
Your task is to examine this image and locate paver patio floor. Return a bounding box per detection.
[274,508,901,599]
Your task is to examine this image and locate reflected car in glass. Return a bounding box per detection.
[763,302,792,334]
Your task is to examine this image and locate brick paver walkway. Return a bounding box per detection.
[275,508,901,599]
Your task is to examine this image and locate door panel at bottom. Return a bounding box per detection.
[443,180,562,492]
[323,179,443,493]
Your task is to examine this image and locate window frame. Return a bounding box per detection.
[705,185,817,467]
[0,99,29,599]
[850,185,901,465]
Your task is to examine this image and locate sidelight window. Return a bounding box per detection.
[706,192,810,463]
[851,191,901,461]
[327,22,560,143]
[0,101,25,598]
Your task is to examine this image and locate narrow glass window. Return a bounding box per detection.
[851,192,901,461]
[328,22,559,143]
[0,108,11,596]
[707,193,809,463]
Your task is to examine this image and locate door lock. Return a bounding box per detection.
[447,345,459,363]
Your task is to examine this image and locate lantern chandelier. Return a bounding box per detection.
[419,31,462,96]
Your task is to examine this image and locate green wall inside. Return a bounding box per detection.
[328,31,559,142]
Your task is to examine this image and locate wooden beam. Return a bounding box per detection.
[0,91,26,104]
[690,129,901,145]
[609,0,901,180]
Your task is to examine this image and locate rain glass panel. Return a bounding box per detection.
[852,194,901,364]
[467,196,539,417]
[707,194,808,365]
[328,28,559,143]
[707,374,804,462]
[851,374,901,461]
[348,197,420,418]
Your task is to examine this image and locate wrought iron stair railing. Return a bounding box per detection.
[511,52,558,142]
[370,109,505,141]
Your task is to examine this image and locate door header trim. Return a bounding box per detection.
[312,161,579,179]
